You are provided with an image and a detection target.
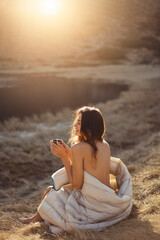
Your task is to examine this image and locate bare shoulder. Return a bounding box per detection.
[103,140,110,150]
[71,142,90,154]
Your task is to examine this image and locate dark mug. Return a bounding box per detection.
[52,139,63,145]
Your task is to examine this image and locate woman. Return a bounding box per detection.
[20,106,132,231]
[51,106,110,190]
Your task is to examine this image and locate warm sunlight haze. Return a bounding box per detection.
[39,0,62,16]
[24,0,62,17]
[0,1,160,239]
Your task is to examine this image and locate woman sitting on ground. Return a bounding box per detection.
[20,106,132,229]
[20,106,110,223]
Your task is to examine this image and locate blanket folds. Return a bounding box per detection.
[38,157,132,233]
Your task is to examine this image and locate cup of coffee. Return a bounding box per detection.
[52,139,63,145]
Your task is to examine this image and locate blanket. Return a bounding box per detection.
[38,157,132,233]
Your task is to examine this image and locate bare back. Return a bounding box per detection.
[71,140,110,189]
[83,140,110,187]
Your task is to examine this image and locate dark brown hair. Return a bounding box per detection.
[69,106,106,159]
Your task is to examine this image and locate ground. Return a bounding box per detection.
[0,64,160,240]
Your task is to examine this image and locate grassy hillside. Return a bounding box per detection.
[0,0,160,239]
[0,65,160,239]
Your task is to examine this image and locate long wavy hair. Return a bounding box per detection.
[69,106,106,160]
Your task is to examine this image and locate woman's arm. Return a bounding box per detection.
[50,141,73,184]
[61,144,84,189]
[50,141,84,189]
[71,144,84,189]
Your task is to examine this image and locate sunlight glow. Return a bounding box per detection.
[41,0,62,15]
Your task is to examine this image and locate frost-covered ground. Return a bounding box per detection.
[0,64,160,240]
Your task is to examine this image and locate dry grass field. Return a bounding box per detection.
[0,65,160,240]
[0,0,160,239]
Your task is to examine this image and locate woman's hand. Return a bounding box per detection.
[50,140,71,162]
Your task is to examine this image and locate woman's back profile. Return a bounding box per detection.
[68,106,110,189]
[72,140,110,187]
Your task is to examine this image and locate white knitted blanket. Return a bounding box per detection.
[38,157,132,233]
